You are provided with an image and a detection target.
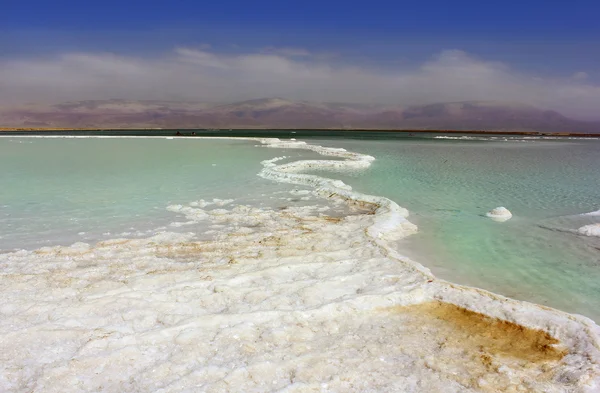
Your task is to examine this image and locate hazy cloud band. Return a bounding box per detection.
[1,48,598,120]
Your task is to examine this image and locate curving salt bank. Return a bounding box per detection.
[257,138,600,389]
[256,138,600,389]
[0,136,599,392]
[578,223,600,237]
[485,206,513,222]
[257,139,417,243]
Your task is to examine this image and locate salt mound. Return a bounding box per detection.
[578,223,600,237]
[486,206,512,222]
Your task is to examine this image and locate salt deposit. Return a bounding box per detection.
[485,206,513,222]
[0,136,598,392]
[578,223,600,237]
[581,209,600,217]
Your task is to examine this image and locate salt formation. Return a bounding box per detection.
[486,206,513,222]
[581,209,600,217]
[578,223,600,237]
[0,136,599,392]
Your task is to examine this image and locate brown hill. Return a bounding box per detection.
[1,98,598,133]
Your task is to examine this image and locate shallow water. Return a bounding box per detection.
[306,138,600,321]
[0,137,326,250]
[1,135,599,392]
[2,135,598,319]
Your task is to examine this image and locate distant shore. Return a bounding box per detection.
[1,127,599,137]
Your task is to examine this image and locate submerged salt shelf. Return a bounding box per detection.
[0,136,599,392]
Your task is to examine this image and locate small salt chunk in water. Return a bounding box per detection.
[486,206,512,222]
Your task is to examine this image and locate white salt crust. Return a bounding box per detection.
[485,206,513,222]
[0,135,598,392]
[578,224,600,237]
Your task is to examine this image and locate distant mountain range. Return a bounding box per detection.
[1,98,599,133]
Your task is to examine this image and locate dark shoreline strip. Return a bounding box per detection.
[1,128,599,139]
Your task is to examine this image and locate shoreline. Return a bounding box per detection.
[1,127,599,138]
[257,137,600,389]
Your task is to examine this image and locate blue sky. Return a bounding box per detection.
[4,0,598,66]
[3,0,597,35]
[2,0,600,118]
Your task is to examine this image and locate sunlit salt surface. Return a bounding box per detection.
[0,135,599,392]
[485,206,513,222]
[578,224,600,237]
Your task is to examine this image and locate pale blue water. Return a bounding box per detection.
[1,135,599,323]
[0,137,322,250]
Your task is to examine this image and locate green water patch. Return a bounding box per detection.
[0,137,324,250]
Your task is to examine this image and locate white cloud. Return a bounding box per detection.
[1,48,599,119]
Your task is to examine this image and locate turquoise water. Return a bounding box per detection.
[0,137,322,250]
[2,135,599,322]
[307,137,600,321]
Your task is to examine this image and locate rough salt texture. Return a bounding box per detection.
[0,136,599,392]
[485,206,513,222]
[578,223,600,237]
